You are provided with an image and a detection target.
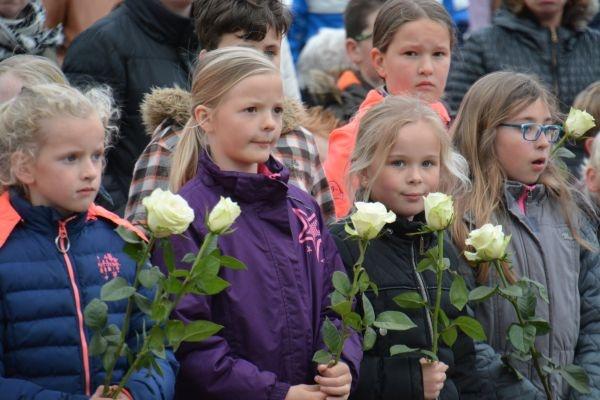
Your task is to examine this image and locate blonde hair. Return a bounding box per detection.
[0,83,118,192]
[451,71,588,283]
[170,47,280,192]
[0,55,67,86]
[349,95,469,204]
[573,81,600,138]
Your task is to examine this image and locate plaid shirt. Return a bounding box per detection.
[125,123,335,224]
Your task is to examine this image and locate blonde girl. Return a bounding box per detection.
[332,96,477,400]
[0,54,67,102]
[450,71,600,399]
[161,47,362,400]
[325,0,455,218]
[0,84,176,398]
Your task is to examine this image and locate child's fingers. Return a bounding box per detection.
[315,373,351,388]
[317,362,350,377]
[319,382,351,396]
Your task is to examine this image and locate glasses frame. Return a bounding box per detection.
[353,31,373,42]
[498,122,563,143]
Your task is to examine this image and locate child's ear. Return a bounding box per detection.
[370,47,386,80]
[197,49,208,62]
[345,38,361,64]
[194,105,213,133]
[10,151,35,185]
[584,137,595,157]
[585,166,600,193]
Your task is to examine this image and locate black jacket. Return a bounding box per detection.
[63,0,198,214]
[331,214,480,400]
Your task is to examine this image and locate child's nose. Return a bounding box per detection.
[81,158,99,180]
[418,56,434,76]
[262,112,277,131]
[407,166,423,183]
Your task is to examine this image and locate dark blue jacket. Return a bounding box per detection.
[0,191,177,399]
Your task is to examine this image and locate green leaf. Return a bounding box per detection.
[527,317,550,336]
[163,275,184,294]
[517,287,537,319]
[182,320,223,342]
[344,312,363,331]
[330,290,346,306]
[220,255,246,270]
[312,349,333,365]
[374,311,417,332]
[197,253,221,277]
[508,324,536,353]
[182,253,196,264]
[440,257,451,271]
[438,308,450,329]
[102,346,118,372]
[454,316,486,341]
[170,269,190,278]
[124,243,144,264]
[558,364,591,394]
[322,318,343,355]
[392,291,426,309]
[196,274,230,295]
[104,324,121,346]
[332,271,352,296]
[116,226,142,244]
[468,286,497,302]
[165,320,186,349]
[416,258,436,273]
[363,327,376,351]
[520,277,549,303]
[357,269,370,292]
[84,298,108,330]
[330,300,352,317]
[162,239,176,273]
[554,146,576,159]
[100,277,136,302]
[139,266,164,289]
[362,293,375,326]
[441,325,458,347]
[150,300,171,322]
[420,350,439,361]
[450,274,468,311]
[133,292,152,315]
[89,332,107,356]
[499,285,523,298]
[148,326,166,356]
[369,282,379,297]
[390,344,419,356]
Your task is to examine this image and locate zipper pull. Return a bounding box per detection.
[419,235,425,255]
[55,221,70,253]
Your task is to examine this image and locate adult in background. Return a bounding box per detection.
[445,0,600,172]
[0,0,62,61]
[62,0,198,215]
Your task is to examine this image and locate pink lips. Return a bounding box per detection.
[402,193,422,201]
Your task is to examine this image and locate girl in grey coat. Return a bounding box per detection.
[449,71,600,400]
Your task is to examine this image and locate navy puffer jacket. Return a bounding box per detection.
[0,191,177,399]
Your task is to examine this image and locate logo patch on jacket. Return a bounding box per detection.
[292,207,323,262]
[97,253,121,280]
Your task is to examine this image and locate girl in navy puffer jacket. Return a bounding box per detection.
[0,83,177,399]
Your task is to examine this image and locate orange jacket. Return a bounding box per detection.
[324,89,450,218]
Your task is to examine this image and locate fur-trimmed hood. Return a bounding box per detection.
[140,86,307,137]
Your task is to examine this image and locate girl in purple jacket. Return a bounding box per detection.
[162,47,362,400]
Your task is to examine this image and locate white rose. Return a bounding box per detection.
[347,202,396,240]
[565,107,596,139]
[464,224,511,262]
[423,192,454,231]
[207,196,241,234]
[143,188,195,238]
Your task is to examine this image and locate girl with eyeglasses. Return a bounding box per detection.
[447,71,600,399]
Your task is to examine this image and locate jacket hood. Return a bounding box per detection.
[140,87,307,138]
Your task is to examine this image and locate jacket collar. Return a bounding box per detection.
[0,190,146,248]
[124,0,197,47]
[504,180,546,203]
[197,150,290,203]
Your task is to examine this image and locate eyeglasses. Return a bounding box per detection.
[353,31,373,42]
[499,123,563,143]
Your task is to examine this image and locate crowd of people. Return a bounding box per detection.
[0,0,600,399]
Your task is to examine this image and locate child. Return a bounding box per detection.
[325,0,454,218]
[0,54,67,102]
[450,71,600,398]
[334,0,385,122]
[161,47,362,400]
[583,136,600,217]
[126,0,336,225]
[0,83,177,399]
[331,95,478,399]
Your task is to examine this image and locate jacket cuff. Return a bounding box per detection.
[121,388,134,400]
[269,381,291,400]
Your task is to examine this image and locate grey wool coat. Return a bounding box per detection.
[446,181,600,400]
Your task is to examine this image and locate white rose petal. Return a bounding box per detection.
[565,107,596,139]
[423,192,454,231]
[143,188,195,238]
[464,223,511,262]
[207,196,241,234]
[349,202,396,240]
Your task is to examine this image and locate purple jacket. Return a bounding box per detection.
[163,152,362,400]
